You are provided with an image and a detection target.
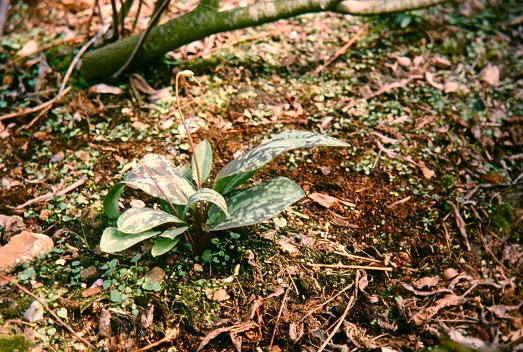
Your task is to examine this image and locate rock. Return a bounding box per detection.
[0,231,54,273]
[24,301,44,322]
[481,65,500,87]
[144,267,165,283]
[80,266,98,281]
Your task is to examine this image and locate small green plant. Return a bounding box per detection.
[100,71,349,256]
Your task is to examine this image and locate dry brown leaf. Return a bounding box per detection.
[419,164,435,180]
[397,56,412,68]
[210,288,230,302]
[278,236,300,257]
[17,40,39,57]
[197,322,256,351]
[444,81,469,95]
[425,72,445,91]
[89,84,124,95]
[308,192,355,209]
[130,74,156,94]
[411,294,461,325]
[0,214,26,240]
[433,55,451,67]
[413,276,439,289]
[481,65,500,87]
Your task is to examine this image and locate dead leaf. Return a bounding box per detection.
[371,131,399,144]
[130,74,156,94]
[444,81,469,95]
[0,214,26,241]
[197,322,257,351]
[443,268,459,281]
[278,236,300,257]
[433,56,451,67]
[210,288,230,302]
[419,164,435,180]
[17,40,39,57]
[411,294,461,325]
[481,65,500,87]
[343,322,377,349]
[98,309,112,337]
[447,328,488,350]
[402,283,452,297]
[140,303,155,330]
[308,192,355,209]
[289,322,304,342]
[425,72,445,90]
[89,84,124,95]
[413,276,439,289]
[486,304,521,319]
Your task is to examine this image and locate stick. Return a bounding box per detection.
[316,24,368,73]
[0,0,9,36]
[317,271,360,352]
[135,327,179,351]
[270,287,289,347]
[0,35,96,122]
[307,263,393,272]
[13,176,87,209]
[299,283,354,324]
[0,274,94,350]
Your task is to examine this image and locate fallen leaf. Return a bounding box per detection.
[89,84,124,95]
[433,56,451,67]
[17,40,39,57]
[425,72,444,90]
[0,214,26,241]
[443,268,459,281]
[447,328,488,350]
[444,81,469,95]
[50,151,65,163]
[210,288,230,302]
[397,56,412,68]
[98,309,112,337]
[130,74,156,94]
[411,294,461,325]
[278,236,300,257]
[308,192,355,209]
[197,322,256,351]
[420,165,435,180]
[82,286,102,298]
[481,65,500,87]
[413,276,439,289]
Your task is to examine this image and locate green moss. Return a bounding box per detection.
[0,335,31,352]
[490,203,517,236]
[441,174,457,189]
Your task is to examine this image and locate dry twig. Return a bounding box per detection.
[0,274,94,350]
[13,176,87,210]
[307,263,392,272]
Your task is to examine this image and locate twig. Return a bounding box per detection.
[389,196,411,208]
[316,24,368,73]
[112,0,171,79]
[317,271,360,352]
[13,176,87,209]
[451,203,471,251]
[307,263,392,272]
[135,326,179,352]
[270,287,289,347]
[0,35,96,123]
[0,274,94,350]
[0,0,9,36]
[298,283,354,324]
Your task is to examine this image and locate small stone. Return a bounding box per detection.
[0,231,54,273]
[80,266,98,281]
[443,268,459,281]
[24,301,44,322]
[397,56,412,68]
[144,267,165,283]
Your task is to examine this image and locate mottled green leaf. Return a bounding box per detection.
[188,188,229,217]
[179,164,193,181]
[207,177,305,231]
[213,170,256,194]
[216,131,349,180]
[191,140,212,185]
[117,207,183,234]
[104,182,126,219]
[124,154,196,205]
[151,237,180,257]
[100,227,160,253]
[160,226,189,239]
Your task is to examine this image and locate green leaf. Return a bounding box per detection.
[151,237,180,257]
[216,131,349,180]
[124,154,196,205]
[188,188,229,217]
[117,207,183,234]
[191,140,213,185]
[179,164,193,181]
[104,182,126,219]
[100,227,160,253]
[213,170,256,194]
[207,177,305,231]
[160,226,189,239]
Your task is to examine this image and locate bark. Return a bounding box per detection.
[79,0,445,82]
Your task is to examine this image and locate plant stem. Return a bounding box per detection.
[175,71,203,190]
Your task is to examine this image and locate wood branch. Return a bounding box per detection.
[13,176,87,210]
[79,0,447,81]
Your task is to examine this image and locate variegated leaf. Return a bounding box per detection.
[207,177,305,231]
[179,164,193,181]
[117,207,183,234]
[160,226,189,239]
[216,130,349,180]
[151,237,180,257]
[191,140,212,185]
[104,182,126,219]
[124,154,196,205]
[100,227,160,253]
[188,188,229,217]
[213,170,256,194]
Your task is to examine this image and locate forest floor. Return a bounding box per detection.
[0,0,522,351]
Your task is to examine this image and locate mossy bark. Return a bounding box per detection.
[79,0,445,82]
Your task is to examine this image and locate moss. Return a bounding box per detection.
[441,174,457,189]
[490,203,517,236]
[0,335,31,352]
